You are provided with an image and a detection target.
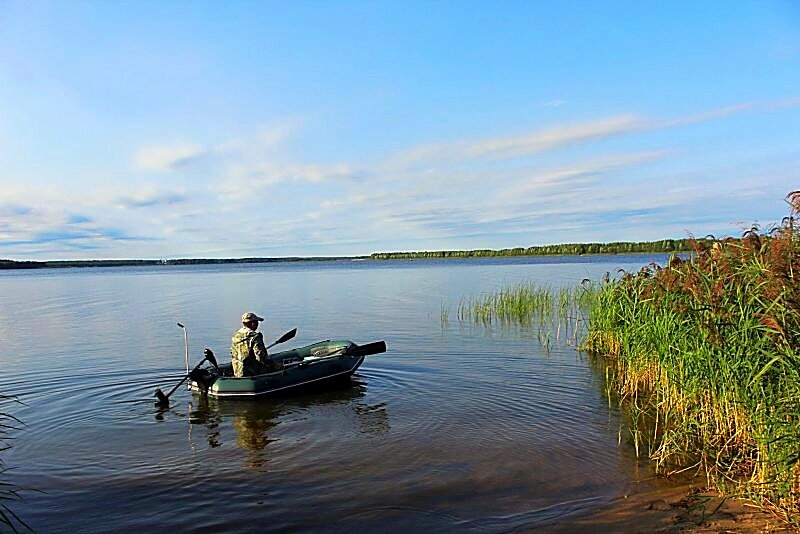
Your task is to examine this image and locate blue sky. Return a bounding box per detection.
[0,1,798,259]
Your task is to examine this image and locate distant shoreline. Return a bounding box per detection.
[0,239,696,270]
[0,256,367,270]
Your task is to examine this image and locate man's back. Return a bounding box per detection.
[230,326,268,377]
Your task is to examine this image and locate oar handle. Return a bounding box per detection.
[164,374,192,398]
[163,355,209,398]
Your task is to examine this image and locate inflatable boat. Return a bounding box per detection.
[188,339,386,398]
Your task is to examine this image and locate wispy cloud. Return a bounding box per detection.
[218,162,364,201]
[2,227,148,247]
[0,201,155,256]
[66,213,93,224]
[388,115,646,168]
[386,96,800,171]
[133,118,305,173]
[494,150,670,202]
[134,143,204,172]
[4,97,798,258]
[229,97,799,253]
[0,203,33,217]
[116,187,188,209]
[659,98,800,128]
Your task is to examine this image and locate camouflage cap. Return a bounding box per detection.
[241,312,264,323]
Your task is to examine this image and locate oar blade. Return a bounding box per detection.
[347,341,387,357]
[154,388,169,405]
[276,328,297,344]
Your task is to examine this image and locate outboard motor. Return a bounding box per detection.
[189,367,214,393]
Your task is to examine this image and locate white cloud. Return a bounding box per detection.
[494,150,670,203]
[218,162,362,201]
[133,117,304,173]
[5,97,798,258]
[659,102,757,128]
[134,143,204,172]
[385,96,800,172]
[388,115,647,168]
[659,98,800,128]
[116,186,188,208]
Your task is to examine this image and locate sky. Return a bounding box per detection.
[0,1,799,260]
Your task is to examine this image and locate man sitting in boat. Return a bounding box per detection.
[230,312,281,377]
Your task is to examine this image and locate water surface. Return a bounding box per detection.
[0,255,671,532]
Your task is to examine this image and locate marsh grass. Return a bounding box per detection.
[582,192,800,522]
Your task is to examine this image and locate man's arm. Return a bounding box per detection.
[252,332,269,363]
[253,331,282,371]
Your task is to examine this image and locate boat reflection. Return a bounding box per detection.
[187,377,390,467]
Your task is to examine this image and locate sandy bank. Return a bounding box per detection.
[544,484,792,533]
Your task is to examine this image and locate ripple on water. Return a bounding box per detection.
[0,259,664,532]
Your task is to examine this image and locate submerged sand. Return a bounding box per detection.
[547,484,793,533]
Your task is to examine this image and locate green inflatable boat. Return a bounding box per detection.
[188,339,386,399]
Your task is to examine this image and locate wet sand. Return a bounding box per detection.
[547,484,793,533]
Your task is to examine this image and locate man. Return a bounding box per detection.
[230,312,280,377]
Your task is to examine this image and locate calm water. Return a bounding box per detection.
[1,255,671,532]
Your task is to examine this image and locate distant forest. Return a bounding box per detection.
[369,238,693,259]
[0,257,360,270]
[0,238,696,270]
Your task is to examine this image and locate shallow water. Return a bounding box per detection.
[0,255,672,532]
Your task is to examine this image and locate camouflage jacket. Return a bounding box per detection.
[230,327,269,377]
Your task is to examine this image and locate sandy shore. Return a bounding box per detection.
[545,484,793,533]
[542,485,798,533]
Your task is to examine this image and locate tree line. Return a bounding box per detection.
[370,239,694,259]
[0,238,697,269]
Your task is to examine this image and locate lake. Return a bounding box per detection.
[1,255,674,532]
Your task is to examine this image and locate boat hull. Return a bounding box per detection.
[189,340,365,398]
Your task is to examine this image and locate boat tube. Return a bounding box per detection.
[188,339,386,398]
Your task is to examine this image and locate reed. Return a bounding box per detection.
[0,395,29,532]
[456,282,599,347]
[583,192,800,521]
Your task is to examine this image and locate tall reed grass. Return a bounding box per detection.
[583,192,800,521]
[455,282,598,348]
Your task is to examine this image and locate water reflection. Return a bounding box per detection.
[2,257,673,532]
[185,378,390,467]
